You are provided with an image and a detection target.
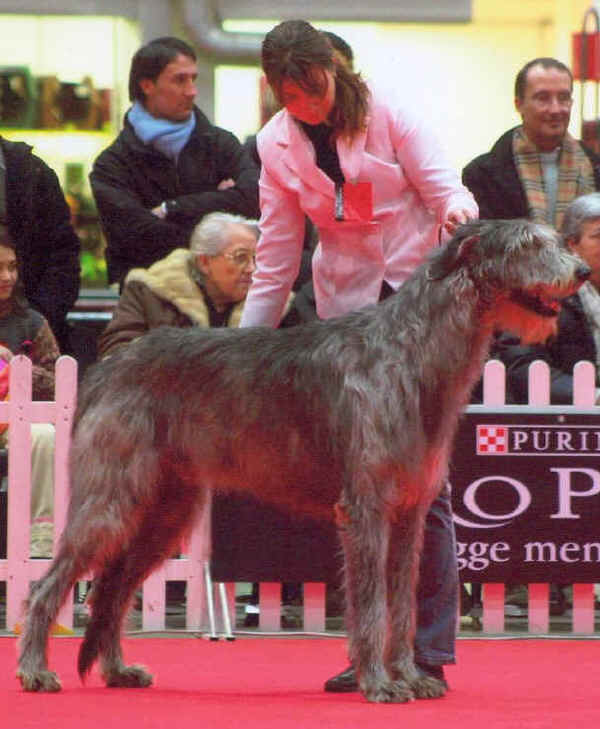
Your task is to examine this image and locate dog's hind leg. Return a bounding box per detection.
[78,478,205,688]
[386,503,446,699]
[77,551,153,688]
[17,549,89,692]
[17,459,151,693]
[337,482,414,703]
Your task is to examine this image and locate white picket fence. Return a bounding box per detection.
[0,356,216,636]
[0,356,599,636]
[469,358,599,635]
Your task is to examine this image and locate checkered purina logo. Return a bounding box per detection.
[476,425,508,454]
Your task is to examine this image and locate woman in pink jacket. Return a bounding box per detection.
[240,20,479,694]
[240,19,478,328]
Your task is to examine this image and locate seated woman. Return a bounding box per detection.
[98,211,282,608]
[98,211,297,610]
[495,192,600,404]
[98,212,266,356]
[0,231,59,558]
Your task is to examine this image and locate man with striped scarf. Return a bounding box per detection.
[463,57,600,230]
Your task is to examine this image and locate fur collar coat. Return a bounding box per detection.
[97,248,244,357]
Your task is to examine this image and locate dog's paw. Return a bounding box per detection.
[17,669,62,693]
[411,675,447,700]
[104,664,153,688]
[362,678,415,703]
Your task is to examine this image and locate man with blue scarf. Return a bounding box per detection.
[90,37,260,287]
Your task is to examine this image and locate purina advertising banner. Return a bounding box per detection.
[451,412,600,582]
[212,411,600,584]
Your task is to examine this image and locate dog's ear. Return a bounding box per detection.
[427,234,479,281]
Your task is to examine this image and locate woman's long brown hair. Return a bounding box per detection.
[261,20,369,140]
[0,231,28,315]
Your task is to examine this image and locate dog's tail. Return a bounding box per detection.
[76,552,130,681]
[77,617,104,681]
[77,572,116,681]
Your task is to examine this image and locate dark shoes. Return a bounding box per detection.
[324,665,358,693]
[416,662,448,690]
[323,663,448,693]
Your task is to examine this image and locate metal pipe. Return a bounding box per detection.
[179,0,263,65]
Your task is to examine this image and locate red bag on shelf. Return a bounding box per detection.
[573,8,600,81]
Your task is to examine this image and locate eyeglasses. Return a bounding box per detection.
[221,249,257,268]
[530,92,573,108]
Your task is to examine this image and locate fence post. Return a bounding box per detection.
[482,359,505,406]
[527,360,550,406]
[259,583,281,631]
[482,583,505,633]
[528,583,550,634]
[572,583,595,634]
[5,356,33,631]
[480,360,507,633]
[304,583,326,632]
[526,361,551,632]
[53,356,78,630]
[573,361,596,407]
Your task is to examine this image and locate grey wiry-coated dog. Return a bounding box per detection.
[18,220,589,702]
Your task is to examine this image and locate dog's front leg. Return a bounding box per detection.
[337,490,414,703]
[386,503,447,699]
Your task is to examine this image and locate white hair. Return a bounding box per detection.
[561,193,600,244]
[189,212,259,257]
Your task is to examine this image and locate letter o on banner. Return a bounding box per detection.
[462,476,531,523]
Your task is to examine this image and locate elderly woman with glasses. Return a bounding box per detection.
[97,212,270,356]
[497,191,600,405]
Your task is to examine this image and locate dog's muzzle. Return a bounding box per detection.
[510,263,591,318]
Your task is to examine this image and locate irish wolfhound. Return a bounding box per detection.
[17,220,589,702]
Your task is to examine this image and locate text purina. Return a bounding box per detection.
[479,425,600,455]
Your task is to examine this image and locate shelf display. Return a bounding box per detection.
[0,66,36,128]
[0,65,110,132]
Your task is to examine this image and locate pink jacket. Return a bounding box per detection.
[240,88,478,326]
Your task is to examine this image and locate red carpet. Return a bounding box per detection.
[1,636,599,728]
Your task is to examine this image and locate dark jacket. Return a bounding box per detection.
[1,137,81,350]
[90,107,260,285]
[493,293,598,404]
[0,304,59,400]
[462,127,600,219]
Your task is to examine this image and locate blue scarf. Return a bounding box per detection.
[128,101,196,162]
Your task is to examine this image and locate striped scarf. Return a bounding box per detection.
[513,127,596,230]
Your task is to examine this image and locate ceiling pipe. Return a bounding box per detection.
[179,0,263,65]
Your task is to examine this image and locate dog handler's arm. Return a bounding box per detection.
[388,102,478,234]
[239,166,305,328]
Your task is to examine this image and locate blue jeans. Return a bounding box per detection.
[414,482,458,666]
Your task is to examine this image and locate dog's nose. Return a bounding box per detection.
[577,264,592,281]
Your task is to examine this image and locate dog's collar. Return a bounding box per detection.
[509,289,559,318]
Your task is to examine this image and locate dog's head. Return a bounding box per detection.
[427,219,591,345]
